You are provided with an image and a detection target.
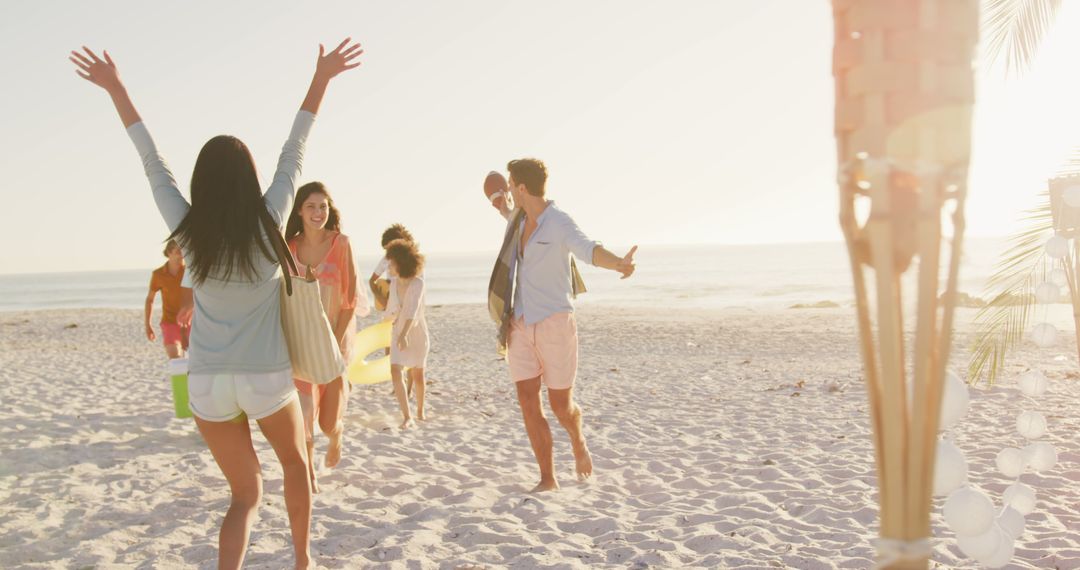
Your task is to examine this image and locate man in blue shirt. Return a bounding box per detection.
[490,158,637,492]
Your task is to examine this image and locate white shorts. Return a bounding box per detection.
[188,368,297,422]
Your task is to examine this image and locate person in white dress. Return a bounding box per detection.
[384,239,429,428]
[370,224,417,396]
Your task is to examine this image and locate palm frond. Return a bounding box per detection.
[967,192,1054,385]
[983,0,1062,74]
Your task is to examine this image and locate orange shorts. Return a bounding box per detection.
[507,312,579,390]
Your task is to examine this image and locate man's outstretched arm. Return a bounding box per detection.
[592,245,637,279]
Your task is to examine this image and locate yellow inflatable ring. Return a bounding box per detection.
[347,321,393,384]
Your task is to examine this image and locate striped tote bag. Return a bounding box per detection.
[262,211,346,385]
[279,268,346,384]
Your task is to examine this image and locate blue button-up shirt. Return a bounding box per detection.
[509,201,600,325]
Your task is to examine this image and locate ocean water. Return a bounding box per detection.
[0,239,1010,313]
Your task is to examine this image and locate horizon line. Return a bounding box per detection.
[0,235,1014,277]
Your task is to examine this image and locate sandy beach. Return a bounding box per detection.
[1,305,1078,569]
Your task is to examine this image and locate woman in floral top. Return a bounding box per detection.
[286,181,369,492]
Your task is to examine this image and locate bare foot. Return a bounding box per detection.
[530,478,559,493]
[295,554,312,570]
[573,442,593,481]
[325,431,343,469]
[399,417,414,429]
[416,411,427,422]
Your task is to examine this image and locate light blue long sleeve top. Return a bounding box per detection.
[510,201,600,325]
[127,111,316,375]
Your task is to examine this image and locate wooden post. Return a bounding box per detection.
[1067,245,1080,362]
[832,1,978,567]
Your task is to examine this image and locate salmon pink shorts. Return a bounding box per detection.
[507,312,579,390]
[160,321,190,349]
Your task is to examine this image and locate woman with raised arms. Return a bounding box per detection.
[70,39,363,569]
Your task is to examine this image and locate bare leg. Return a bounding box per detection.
[391,365,412,428]
[515,377,557,492]
[319,377,347,468]
[386,347,396,395]
[413,368,426,421]
[165,342,183,359]
[296,391,319,493]
[549,387,593,481]
[257,401,313,570]
[193,416,262,570]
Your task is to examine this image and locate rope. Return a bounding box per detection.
[873,537,932,569]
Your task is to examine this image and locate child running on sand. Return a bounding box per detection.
[285,181,368,493]
[385,239,429,429]
[144,239,191,359]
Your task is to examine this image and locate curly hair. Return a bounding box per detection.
[381,223,415,248]
[385,239,424,279]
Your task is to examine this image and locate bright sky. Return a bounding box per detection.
[1,1,1079,274]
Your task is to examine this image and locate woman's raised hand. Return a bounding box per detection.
[316,38,364,80]
[70,47,141,127]
[70,47,122,92]
[301,38,364,114]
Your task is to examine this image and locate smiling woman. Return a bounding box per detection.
[286,182,342,242]
[284,180,367,494]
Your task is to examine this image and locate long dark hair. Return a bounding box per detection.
[285,182,342,241]
[168,135,277,285]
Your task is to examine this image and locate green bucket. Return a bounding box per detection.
[167,358,192,419]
